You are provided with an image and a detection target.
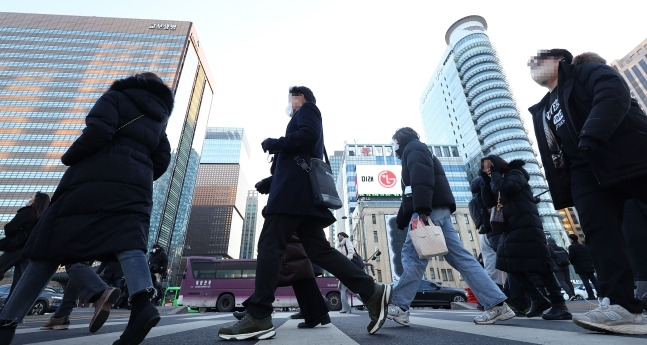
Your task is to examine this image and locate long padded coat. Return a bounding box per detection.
[24,76,173,263]
[482,160,551,273]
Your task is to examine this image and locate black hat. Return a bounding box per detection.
[152,244,162,249]
[535,49,573,64]
[289,86,316,104]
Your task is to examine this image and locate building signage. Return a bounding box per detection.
[149,24,177,30]
[356,165,402,197]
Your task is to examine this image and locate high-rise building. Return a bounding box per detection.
[0,12,213,282]
[184,127,250,258]
[419,15,567,247]
[240,190,260,259]
[338,143,479,288]
[611,38,647,113]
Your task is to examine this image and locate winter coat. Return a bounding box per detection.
[395,138,456,229]
[482,160,551,273]
[24,75,173,263]
[337,237,355,260]
[529,54,647,209]
[546,237,570,272]
[277,235,316,286]
[0,206,38,252]
[264,102,335,227]
[149,249,169,273]
[568,242,596,274]
[96,261,124,280]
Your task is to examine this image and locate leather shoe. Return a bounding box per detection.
[290,312,304,319]
[90,287,121,333]
[297,314,331,329]
[0,321,17,345]
[525,298,551,318]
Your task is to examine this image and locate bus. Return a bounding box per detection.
[178,256,355,312]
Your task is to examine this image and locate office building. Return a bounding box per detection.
[419,15,567,246]
[184,128,250,259]
[239,190,260,259]
[611,38,647,113]
[0,12,213,282]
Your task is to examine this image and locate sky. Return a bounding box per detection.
[3,0,647,183]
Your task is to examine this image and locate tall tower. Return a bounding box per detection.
[420,15,566,245]
[0,12,213,277]
[184,127,250,258]
[610,38,647,113]
[240,190,260,259]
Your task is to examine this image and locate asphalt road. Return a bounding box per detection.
[10,302,647,345]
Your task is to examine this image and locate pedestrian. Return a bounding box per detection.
[0,72,174,345]
[218,86,391,340]
[528,48,647,334]
[546,237,576,300]
[148,244,168,282]
[567,234,598,300]
[0,192,50,297]
[480,155,572,321]
[97,261,125,288]
[622,200,647,309]
[39,262,119,333]
[335,232,355,314]
[386,127,514,327]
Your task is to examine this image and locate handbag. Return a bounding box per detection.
[294,147,343,210]
[410,215,448,259]
[489,192,506,232]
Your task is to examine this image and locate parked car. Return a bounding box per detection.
[411,280,467,309]
[0,284,63,315]
[562,282,597,301]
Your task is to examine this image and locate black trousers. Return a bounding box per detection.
[577,271,599,299]
[505,274,529,311]
[622,199,647,281]
[570,169,647,313]
[292,278,328,323]
[554,266,575,297]
[509,271,564,305]
[247,215,375,319]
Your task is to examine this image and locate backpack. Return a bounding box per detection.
[553,247,570,266]
[468,194,490,234]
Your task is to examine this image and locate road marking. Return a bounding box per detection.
[258,319,359,345]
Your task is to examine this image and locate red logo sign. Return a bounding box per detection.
[378,170,397,188]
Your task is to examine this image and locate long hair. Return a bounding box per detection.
[29,192,50,221]
[481,155,510,174]
[337,232,349,238]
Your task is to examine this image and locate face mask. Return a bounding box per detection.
[152,249,157,253]
[338,237,343,242]
[285,104,293,118]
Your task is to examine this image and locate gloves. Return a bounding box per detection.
[489,163,499,174]
[255,176,272,194]
[261,138,282,154]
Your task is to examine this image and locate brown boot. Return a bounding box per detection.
[40,316,70,330]
[89,287,121,333]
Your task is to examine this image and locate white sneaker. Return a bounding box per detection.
[572,297,647,335]
[386,304,410,326]
[474,303,515,325]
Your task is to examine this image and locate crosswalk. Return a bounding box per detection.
[14,309,647,345]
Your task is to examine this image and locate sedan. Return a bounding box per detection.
[411,280,467,309]
[0,284,63,315]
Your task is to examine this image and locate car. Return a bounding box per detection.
[562,282,597,301]
[410,280,467,309]
[0,284,63,315]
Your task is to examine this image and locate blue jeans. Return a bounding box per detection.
[0,249,152,323]
[339,283,351,312]
[54,263,108,318]
[391,209,507,310]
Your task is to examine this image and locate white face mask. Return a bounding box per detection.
[392,141,399,152]
[285,104,293,117]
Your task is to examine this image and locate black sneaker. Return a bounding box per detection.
[364,284,392,334]
[542,303,572,320]
[218,314,275,340]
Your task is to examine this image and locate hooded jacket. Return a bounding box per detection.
[395,137,456,229]
[24,75,173,263]
[482,159,551,273]
[529,53,647,209]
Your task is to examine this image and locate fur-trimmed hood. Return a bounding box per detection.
[572,52,606,66]
[508,159,530,180]
[109,75,174,123]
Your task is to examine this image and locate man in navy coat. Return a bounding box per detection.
[218,86,391,340]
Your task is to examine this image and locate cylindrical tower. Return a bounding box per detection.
[445,16,566,244]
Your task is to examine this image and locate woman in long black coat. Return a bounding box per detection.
[0,72,173,345]
[480,155,571,321]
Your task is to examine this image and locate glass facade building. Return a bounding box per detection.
[0,12,213,280]
[184,128,250,259]
[611,39,647,113]
[419,15,566,246]
[240,190,259,259]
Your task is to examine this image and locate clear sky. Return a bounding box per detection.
[3,0,647,183]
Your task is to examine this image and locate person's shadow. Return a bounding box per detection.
[388,217,407,279]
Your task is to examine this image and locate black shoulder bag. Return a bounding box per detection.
[294,147,343,210]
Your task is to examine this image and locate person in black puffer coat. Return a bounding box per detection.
[567,234,598,300]
[480,155,571,321]
[0,72,173,345]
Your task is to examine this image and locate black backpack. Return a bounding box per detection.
[553,247,570,266]
[468,194,490,234]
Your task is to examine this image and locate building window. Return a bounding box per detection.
[377,269,382,282]
[447,269,454,281]
[429,269,436,280]
[464,214,470,224]
[373,231,378,242]
[450,215,457,224]
[472,248,478,257]
[371,214,376,224]
[468,230,474,241]
[441,269,448,281]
